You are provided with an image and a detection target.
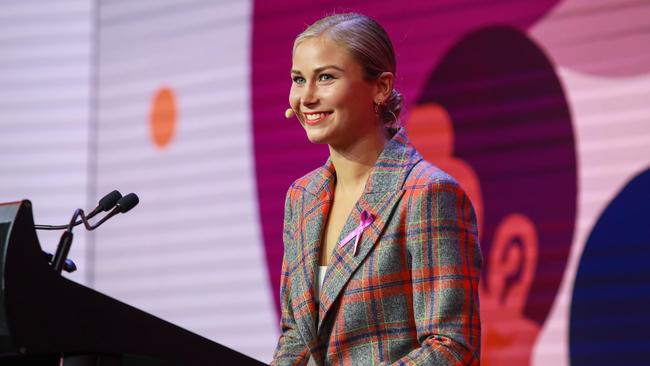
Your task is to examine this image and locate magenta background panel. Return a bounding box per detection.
[251,0,560,315]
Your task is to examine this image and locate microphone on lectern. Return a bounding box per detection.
[87,193,139,231]
[92,190,123,217]
[51,193,140,274]
[34,190,123,230]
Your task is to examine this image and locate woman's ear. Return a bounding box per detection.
[487,213,538,314]
[374,72,394,104]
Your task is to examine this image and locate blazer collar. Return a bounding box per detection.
[303,128,421,198]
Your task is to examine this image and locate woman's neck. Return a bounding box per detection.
[328,128,388,197]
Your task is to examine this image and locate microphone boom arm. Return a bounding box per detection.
[50,193,139,274]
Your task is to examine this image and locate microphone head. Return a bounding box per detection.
[284,108,295,119]
[116,193,139,213]
[98,190,122,212]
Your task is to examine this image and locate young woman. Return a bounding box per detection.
[272,13,481,365]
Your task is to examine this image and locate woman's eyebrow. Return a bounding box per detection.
[314,65,345,73]
[291,65,345,74]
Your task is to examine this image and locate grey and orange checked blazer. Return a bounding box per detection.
[272,129,482,365]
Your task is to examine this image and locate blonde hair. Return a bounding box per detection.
[294,13,403,128]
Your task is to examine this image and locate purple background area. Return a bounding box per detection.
[251,0,560,314]
[417,25,576,324]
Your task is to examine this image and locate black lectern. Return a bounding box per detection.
[0,200,265,365]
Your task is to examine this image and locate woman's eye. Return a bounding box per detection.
[292,76,305,85]
[319,74,334,82]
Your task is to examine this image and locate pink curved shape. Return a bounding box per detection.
[531,0,650,76]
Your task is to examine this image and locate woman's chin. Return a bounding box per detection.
[305,135,329,145]
[304,127,332,145]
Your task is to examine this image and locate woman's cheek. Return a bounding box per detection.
[288,87,299,108]
[330,82,357,106]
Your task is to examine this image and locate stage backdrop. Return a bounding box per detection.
[1,0,649,364]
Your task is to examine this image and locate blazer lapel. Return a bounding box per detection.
[317,128,422,330]
[317,190,404,329]
[290,164,334,350]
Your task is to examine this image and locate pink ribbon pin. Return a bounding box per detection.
[338,210,374,255]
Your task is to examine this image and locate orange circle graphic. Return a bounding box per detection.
[149,87,177,149]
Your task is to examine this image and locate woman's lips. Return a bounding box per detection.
[303,112,332,125]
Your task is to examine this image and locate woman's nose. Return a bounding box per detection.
[301,83,318,106]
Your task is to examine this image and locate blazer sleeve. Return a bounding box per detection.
[271,188,310,366]
[388,178,482,365]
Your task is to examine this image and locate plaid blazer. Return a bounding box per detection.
[272,129,482,365]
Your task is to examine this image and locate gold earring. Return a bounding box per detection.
[388,110,399,124]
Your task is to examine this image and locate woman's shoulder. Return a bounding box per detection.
[402,158,460,191]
